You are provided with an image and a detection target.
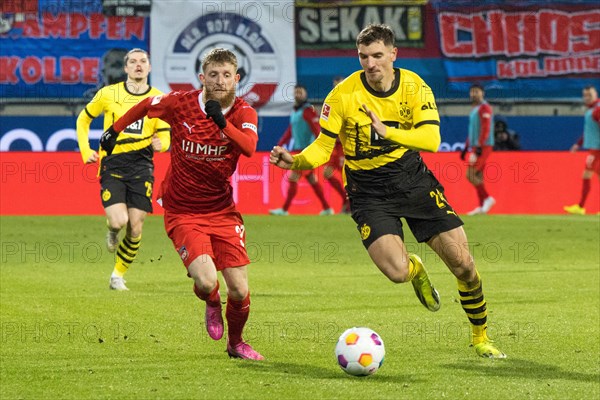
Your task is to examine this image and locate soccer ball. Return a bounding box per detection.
[335,327,385,376]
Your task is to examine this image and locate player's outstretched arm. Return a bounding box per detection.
[270,146,294,169]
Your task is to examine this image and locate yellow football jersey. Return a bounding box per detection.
[76,82,170,164]
[320,68,440,172]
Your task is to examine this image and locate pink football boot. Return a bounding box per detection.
[205,303,224,340]
[227,341,264,360]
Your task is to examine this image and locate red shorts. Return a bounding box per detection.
[468,145,493,172]
[164,206,250,270]
[325,142,345,170]
[585,150,600,174]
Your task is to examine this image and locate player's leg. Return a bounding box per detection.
[105,203,128,251]
[110,207,147,290]
[109,176,153,290]
[269,170,301,215]
[101,174,129,252]
[188,255,223,341]
[427,226,506,358]
[564,152,597,214]
[324,164,347,211]
[164,211,224,340]
[221,266,262,360]
[214,211,263,360]
[353,203,440,311]
[306,171,333,215]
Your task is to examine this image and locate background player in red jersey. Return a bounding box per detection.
[269,85,334,216]
[100,48,263,360]
[461,84,496,215]
[564,86,600,215]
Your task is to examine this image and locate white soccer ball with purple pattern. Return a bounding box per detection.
[335,327,385,376]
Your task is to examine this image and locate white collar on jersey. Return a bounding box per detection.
[199,91,233,115]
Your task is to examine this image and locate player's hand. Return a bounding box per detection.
[205,100,227,129]
[100,125,118,156]
[569,143,580,153]
[86,151,99,164]
[270,146,294,169]
[460,147,467,161]
[361,104,387,138]
[474,146,483,156]
[151,134,162,152]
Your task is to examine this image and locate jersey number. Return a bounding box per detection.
[145,181,152,198]
[429,189,448,209]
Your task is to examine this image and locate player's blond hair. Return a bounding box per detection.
[201,48,238,72]
[124,48,149,64]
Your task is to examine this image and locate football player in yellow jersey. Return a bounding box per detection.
[76,48,171,291]
[270,24,505,359]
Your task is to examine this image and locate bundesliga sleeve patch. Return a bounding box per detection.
[321,103,331,121]
[242,122,257,133]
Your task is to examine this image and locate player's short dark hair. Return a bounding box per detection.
[356,24,395,47]
[583,85,597,92]
[201,48,238,72]
[124,48,149,64]
[295,84,306,90]
[470,83,485,92]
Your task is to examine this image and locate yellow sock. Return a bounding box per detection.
[457,271,488,344]
[112,234,141,278]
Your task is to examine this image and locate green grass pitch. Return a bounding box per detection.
[1,214,598,399]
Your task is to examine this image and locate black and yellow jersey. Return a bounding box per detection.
[292,68,441,196]
[76,81,171,174]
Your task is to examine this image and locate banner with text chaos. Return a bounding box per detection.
[150,0,295,117]
[0,0,149,99]
[435,2,600,98]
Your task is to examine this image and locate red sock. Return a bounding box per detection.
[193,281,220,307]
[282,181,298,211]
[579,178,591,207]
[226,293,250,345]
[310,181,330,209]
[475,184,489,206]
[327,176,346,200]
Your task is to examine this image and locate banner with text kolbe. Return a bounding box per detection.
[0,0,149,99]
[150,0,295,117]
[435,1,600,98]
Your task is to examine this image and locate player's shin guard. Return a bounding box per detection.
[579,178,591,207]
[112,234,141,277]
[226,293,250,345]
[457,271,488,345]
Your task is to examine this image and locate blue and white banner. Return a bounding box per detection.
[150,0,295,116]
[0,0,149,99]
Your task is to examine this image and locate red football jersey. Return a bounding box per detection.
[147,90,258,213]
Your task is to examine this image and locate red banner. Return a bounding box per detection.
[1,152,598,215]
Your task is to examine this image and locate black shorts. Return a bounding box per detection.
[350,169,463,248]
[100,172,154,213]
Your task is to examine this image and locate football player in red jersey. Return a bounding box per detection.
[101,48,263,360]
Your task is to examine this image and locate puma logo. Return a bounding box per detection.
[182,122,195,134]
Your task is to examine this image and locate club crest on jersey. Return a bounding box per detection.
[178,246,189,261]
[164,12,279,109]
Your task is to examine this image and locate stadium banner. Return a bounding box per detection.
[296,0,426,50]
[2,152,598,215]
[435,1,600,99]
[296,0,600,101]
[149,0,295,116]
[0,0,149,99]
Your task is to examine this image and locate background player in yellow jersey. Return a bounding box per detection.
[270,24,505,358]
[76,48,171,291]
